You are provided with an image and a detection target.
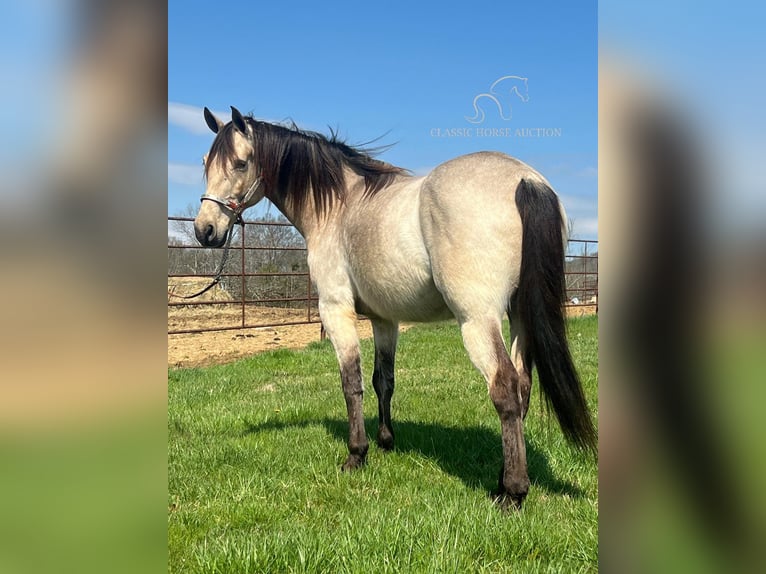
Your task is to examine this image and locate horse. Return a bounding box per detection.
[194,106,596,510]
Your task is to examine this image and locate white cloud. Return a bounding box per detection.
[168,162,203,185]
[168,102,230,135]
[168,101,284,135]
[168,102,207,134]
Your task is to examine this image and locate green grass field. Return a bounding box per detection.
[168,316,598,573]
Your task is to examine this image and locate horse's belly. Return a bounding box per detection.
[353,270,453,322]
[345,180,451,322]
[348,241,452,322]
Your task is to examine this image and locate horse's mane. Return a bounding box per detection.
[205,115,409,215]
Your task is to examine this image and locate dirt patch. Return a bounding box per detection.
[169,302,331,368]
[168,303,596,369]
[566,304,597,318]
[168,321,375,369]
[168,303,321,334]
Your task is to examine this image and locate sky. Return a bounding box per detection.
[169,0,598,239]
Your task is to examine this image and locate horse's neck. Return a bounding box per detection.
[264,191,313,239]
[266,172,361,242]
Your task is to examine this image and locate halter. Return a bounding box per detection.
[199,172,263,223]
[168,173,263,300]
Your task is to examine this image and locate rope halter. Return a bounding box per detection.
[199,173,263,223]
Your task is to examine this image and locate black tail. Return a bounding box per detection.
[515,179,597,453]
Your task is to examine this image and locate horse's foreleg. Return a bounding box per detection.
[340,352,367,470]
[321,305,368,471]
[460,318,530,510]
[371,319,398,451]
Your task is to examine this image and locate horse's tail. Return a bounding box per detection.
[514,178,597,453]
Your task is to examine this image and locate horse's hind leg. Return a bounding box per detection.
[371,319,398,450]
[460,317,530,510]
[508,302,532,419]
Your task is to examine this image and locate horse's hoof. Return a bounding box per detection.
[494,468,529,511]
[341,454,366,471]
[376,429,394,451]
[491,490,526,512]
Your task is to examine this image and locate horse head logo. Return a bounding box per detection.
[465,76,529,124]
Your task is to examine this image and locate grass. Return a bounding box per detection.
[168,316,598,573]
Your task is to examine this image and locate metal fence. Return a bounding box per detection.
[565,239,599,309]
[168,216,597,335]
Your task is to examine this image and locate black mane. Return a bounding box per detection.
[205,115,409,215]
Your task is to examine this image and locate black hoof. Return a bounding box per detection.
[493,466,529,511]
[491,490,526,512]
[341,453,366,472]
[376,428,394,451]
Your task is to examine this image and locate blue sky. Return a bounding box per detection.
[169,0,598,238]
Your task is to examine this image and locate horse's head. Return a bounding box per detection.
[194,106,264,247]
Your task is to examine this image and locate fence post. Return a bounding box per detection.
[240,220,246,328]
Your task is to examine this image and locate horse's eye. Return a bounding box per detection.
[232,159,247,171]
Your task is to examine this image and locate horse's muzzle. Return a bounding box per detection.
[194,223,227,248]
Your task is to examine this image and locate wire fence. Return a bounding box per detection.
[168,216,597,335]
[565,238,599,309]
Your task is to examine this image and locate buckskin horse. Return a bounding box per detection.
[193,106,596,510]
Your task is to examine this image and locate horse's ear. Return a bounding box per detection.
[231,106,247,134]
[203,107,223,134]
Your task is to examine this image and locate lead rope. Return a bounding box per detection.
[169,172,263,299]
[168,218,239,299]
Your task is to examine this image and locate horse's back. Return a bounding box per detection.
[419,152,549,319]
[422,151,549,202]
